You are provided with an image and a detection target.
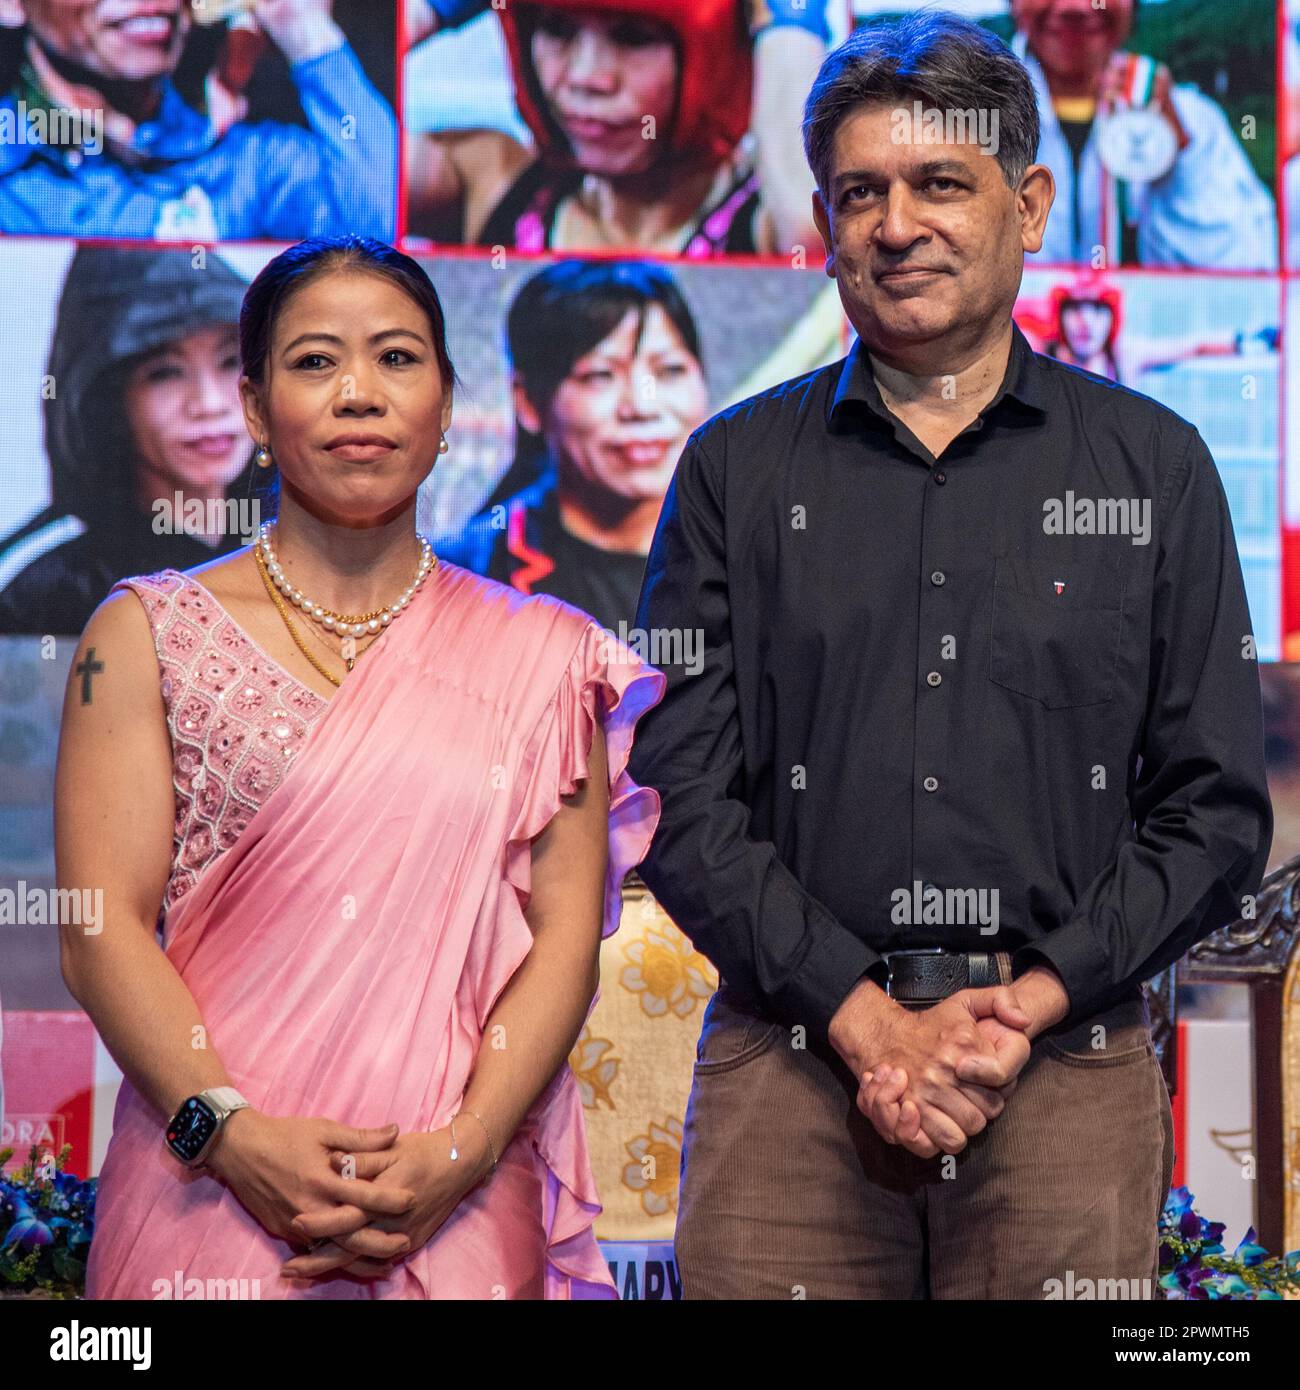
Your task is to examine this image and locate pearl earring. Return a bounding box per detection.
[438,434,449,454]
[255,442,273,469]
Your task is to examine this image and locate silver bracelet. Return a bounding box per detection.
[449,1108,498,1176]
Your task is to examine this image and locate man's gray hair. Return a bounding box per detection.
[802,10,1040,198]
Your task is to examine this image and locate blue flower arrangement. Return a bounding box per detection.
[0,1143,96,1298]
[1159,1186,1300,1299]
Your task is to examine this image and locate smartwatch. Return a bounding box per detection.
[164,1086,249,1168]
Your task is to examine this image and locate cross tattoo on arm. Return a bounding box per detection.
[76,647,104,704]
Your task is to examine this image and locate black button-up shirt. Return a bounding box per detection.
[627,321,1273,1041]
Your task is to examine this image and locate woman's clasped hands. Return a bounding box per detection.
[205,1109,491,1283]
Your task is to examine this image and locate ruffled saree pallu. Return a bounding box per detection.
[84,562,666,1299]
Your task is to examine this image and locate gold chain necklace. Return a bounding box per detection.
[254,544,358,688]
[298,603,380,663]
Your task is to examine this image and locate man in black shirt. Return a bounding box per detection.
[627,11,1272,1299]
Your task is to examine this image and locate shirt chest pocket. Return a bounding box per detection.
[988,555,1127,709]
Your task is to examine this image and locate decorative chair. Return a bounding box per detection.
[1180,851,1300,1255]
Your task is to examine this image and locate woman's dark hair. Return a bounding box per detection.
[240,234,458,390]
[507,257,701,420]
[239,234,460,518]
[481,258,702,508]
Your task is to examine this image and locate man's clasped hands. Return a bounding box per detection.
[827,964,1072,1158]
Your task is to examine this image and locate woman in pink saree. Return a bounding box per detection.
[56,235,666,1299]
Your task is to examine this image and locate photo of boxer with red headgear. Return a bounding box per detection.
[404,0,830,257]
[1015,270,1278,385]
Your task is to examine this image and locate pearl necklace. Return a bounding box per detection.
[256,522,436,638]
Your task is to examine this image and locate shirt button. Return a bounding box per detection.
[930,570,945,586]
[923,776,939,792]
[926,671,941,686]
[934,471,946,485]
[922,881,937,895]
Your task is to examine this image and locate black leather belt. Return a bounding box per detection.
[885,948,1006,1004]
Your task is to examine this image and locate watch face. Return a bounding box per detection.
[166,1096,218,1163]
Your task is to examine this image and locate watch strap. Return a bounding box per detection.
[202,1085,248,1116]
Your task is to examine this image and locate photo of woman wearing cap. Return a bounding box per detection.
[404,0,828,258]
[0,246,257,635]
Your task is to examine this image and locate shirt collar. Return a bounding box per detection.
[827,320,1048,432]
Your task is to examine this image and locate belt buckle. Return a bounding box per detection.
[884,947,946,999]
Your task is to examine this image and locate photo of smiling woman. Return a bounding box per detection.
[0,245,256,635]
[404,0,826,257]
[58,234,665,1299]
[437,258,708,632]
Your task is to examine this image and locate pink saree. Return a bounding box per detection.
[84,561,666,1299]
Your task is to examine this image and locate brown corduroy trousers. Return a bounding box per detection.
[674,976,1176,1300]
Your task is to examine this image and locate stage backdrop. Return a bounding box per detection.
[0,0,1293,1266]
